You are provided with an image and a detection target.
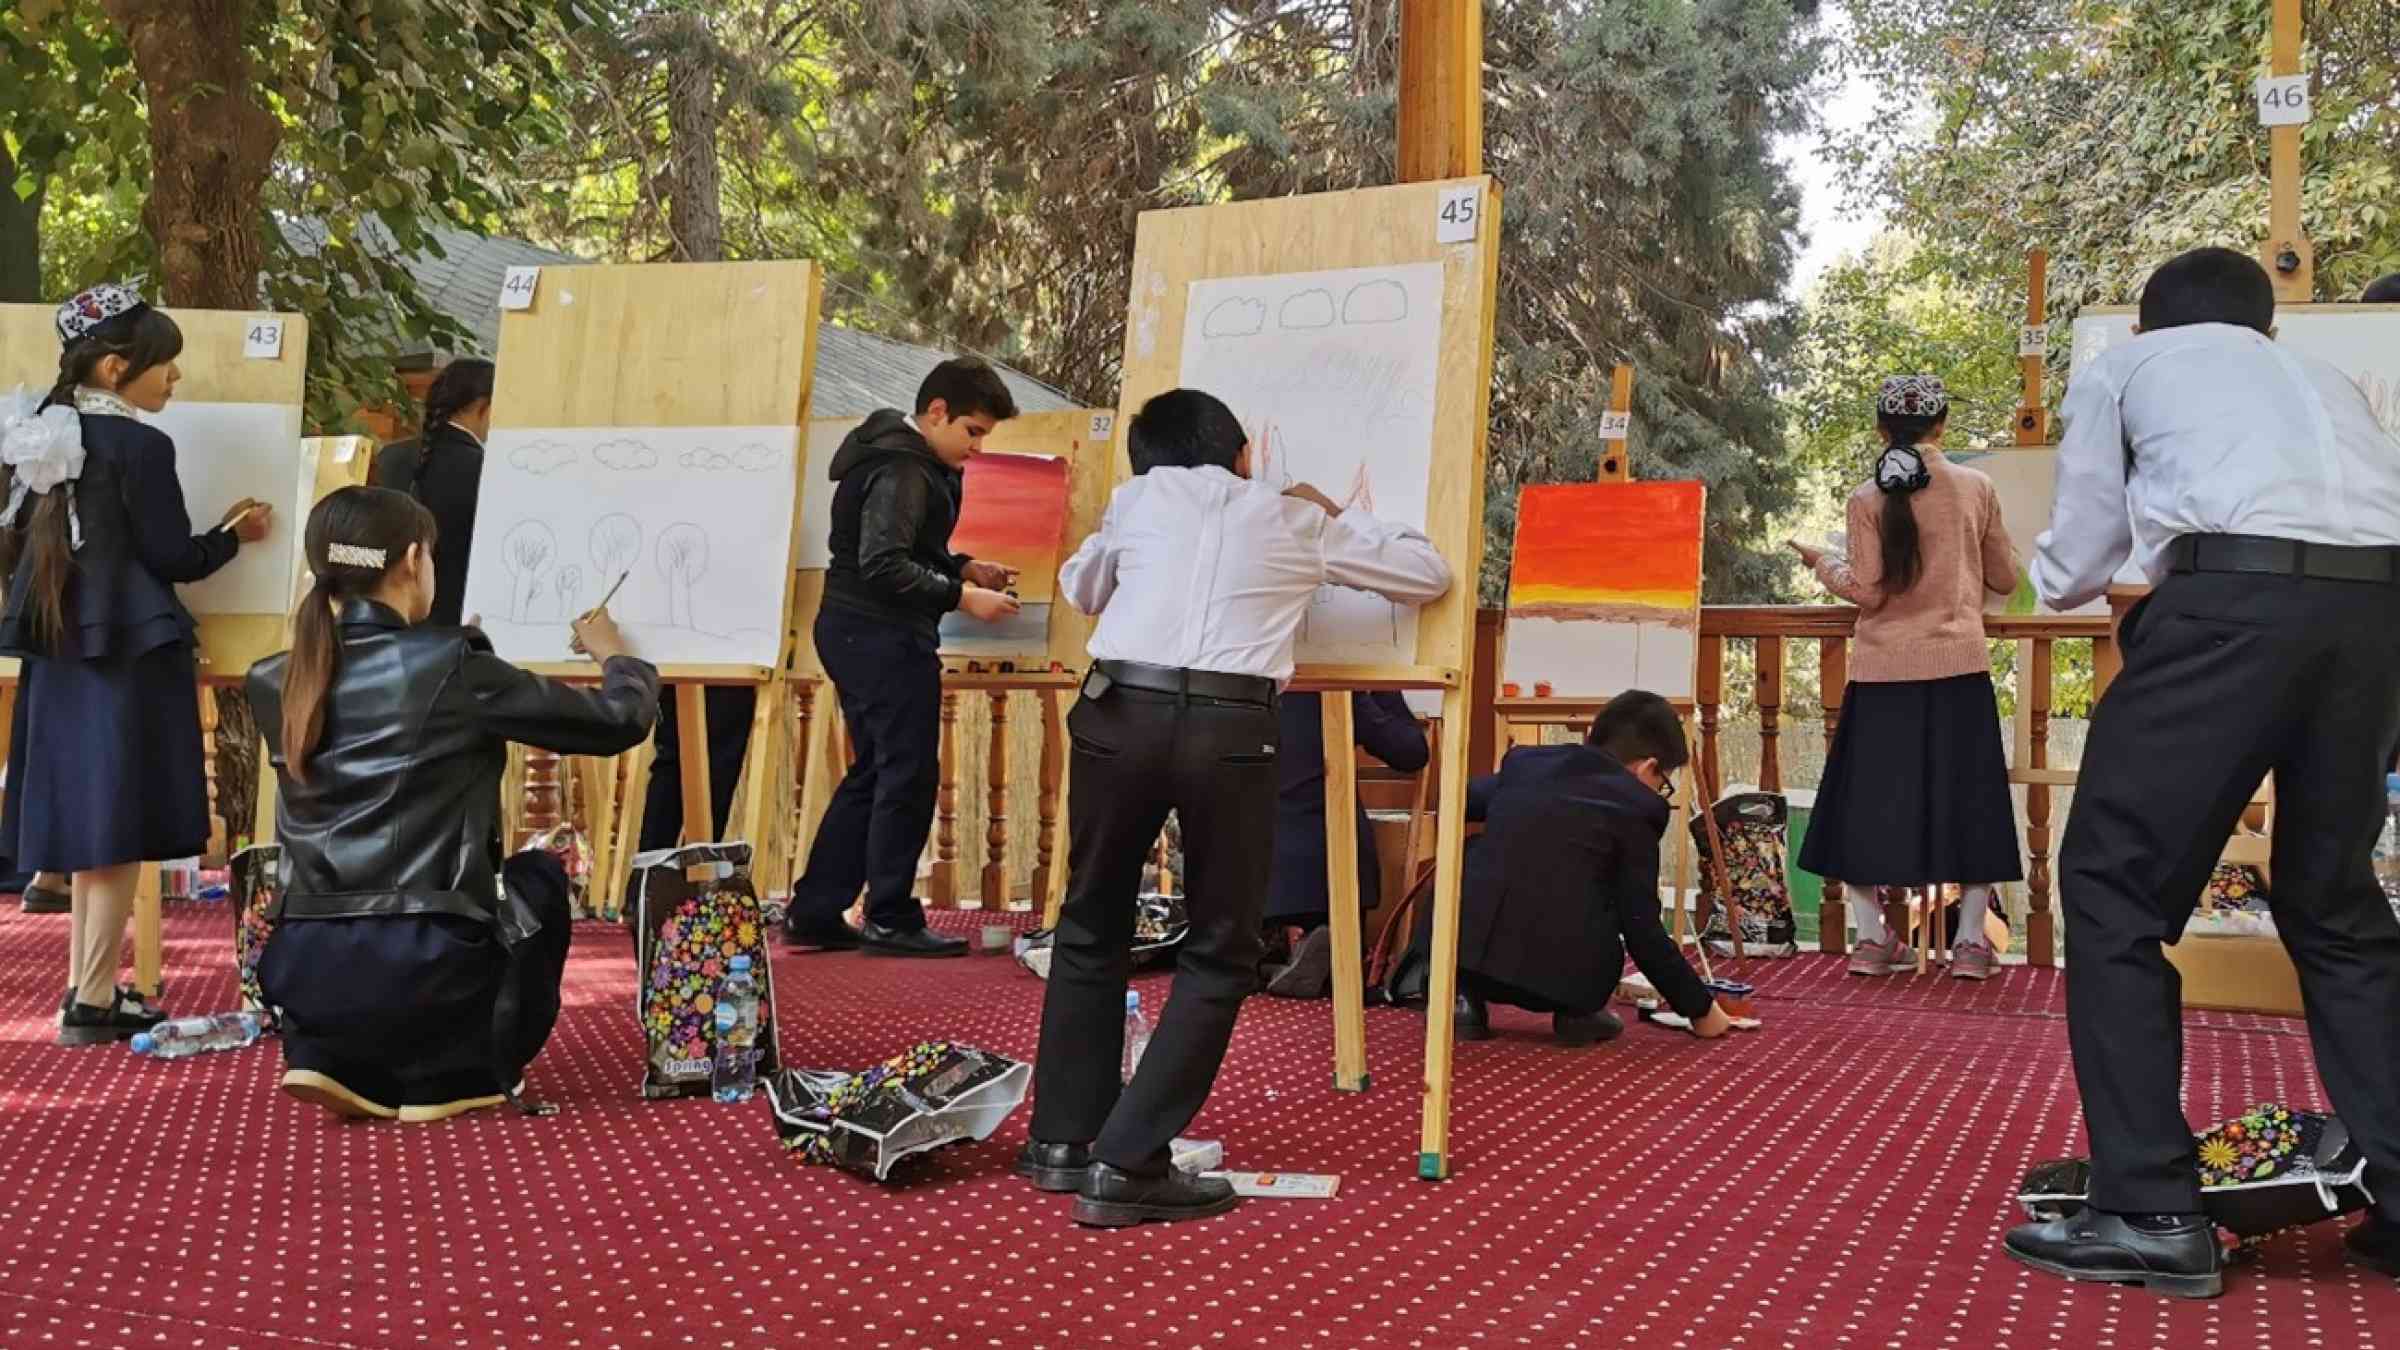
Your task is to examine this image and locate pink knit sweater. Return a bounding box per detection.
[1812,449,2021,683]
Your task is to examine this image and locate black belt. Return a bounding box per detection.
[2166,534,2400,584]
[1090,660,1277,708]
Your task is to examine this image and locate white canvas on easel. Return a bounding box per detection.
[141,401,309,617]
[1177,263,1445,666]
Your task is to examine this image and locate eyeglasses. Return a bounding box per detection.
[1651,775,1676,801]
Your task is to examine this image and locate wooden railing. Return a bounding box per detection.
[1695,606,2115,967]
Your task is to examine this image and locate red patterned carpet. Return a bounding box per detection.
[0,902,2392,1349]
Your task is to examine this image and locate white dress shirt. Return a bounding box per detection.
[1060,465,1454,683]
[2032,322,2400,611]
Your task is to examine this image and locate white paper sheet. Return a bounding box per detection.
[140,401,308,616]
[465,425,800,665]
[1179,263,1444,665]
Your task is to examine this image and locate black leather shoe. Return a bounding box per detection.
[2003,1212,2223,1299]
[19,883,69,914]
[57,993,167,1048]
[1073,1162,1240,1228]
[783,914,863,950]
[2346,1214,2400,1277]
[1455,991,1493,1041]
[1555,1007,1624,1046]
[1015,1140,1092,1193]
[862,922,968,958]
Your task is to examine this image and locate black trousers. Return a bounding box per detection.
[640,686,757,852]
[792,604,943,931]
[266,850,573,1108]
[1032,686,1278,1172]
[1462,970,1600,1017]
[2062,569,2400,1216]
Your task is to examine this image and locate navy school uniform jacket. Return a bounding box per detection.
[372,422,484,629]
[1458,742,1715,1020]
[1265,690,1431,923]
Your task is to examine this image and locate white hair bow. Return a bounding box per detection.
[0,386,85,549]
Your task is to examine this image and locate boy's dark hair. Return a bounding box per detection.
[2363,273,2400,304]
[914,356,1019,423]
[2138,247,2275,335]
[1586,690,1689,773]
[1126,388,1245,475]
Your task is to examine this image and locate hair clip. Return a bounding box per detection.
[327,542,387,569]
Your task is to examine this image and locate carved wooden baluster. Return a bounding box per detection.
[2026,637,2057,967]
[1818,635,1849,954]
[197,683,225,861]
[522,748,562,847]
[1696,634,1724,799]
[1032,690,1064,912]
[984,691,1011,909]
[931,691,959,908]
[1756,635,1784,794]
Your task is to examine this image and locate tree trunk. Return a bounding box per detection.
[0,143,45,304]
[663,13,725,263]
[98,0,280,308]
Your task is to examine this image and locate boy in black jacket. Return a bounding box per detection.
[784,358,1021,957]
[1445,691,1732,1044]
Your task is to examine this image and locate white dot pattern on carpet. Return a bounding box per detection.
[0,904,2390,1347]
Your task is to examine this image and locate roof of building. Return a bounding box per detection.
[280,218,1075,419]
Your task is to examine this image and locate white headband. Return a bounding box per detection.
[327,542,387,569]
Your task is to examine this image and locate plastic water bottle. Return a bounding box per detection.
[1122,990,1152,1083]
[2377,774,2400,910]
[711,955,761,1103]
[131,1012,262,1060]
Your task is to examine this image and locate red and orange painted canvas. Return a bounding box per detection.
[1502,481,1705,699]
[942,451,1071,655]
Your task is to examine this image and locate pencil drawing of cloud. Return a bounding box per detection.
[507,439,578,476]
[735,442,783,471]
[1279,289,1336,330]
[1342,280,1409,325]
[1201,298,1265,338]
[680,445,738,471]
[593,437,659,471]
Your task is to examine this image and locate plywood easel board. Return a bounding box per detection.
[466,261,823,677]
[0,304,313,675]
[791,407,1119,674]
[1115,177,1499,686]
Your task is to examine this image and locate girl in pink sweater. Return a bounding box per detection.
[1788,375,2023,979]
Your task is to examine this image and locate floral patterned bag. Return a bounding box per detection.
[628,842,781,1099]
[2019,1103,2369,1241]
[1691,792,1799,958]
[764,1041,1031,1181]
[231,844,282,1029]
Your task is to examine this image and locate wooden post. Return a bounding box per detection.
[2013,249,2051,445]
[133,862,163,997]
[1401,0,1487,1179]
[983,691,1010,908]
[1033,690,1066,913]
[1696,635,1724,797]
[1817,636,1848,954]
[198,684,225,863]
[673,684,713,882]
[1755,636,1784,794]
[2263,0,2314,301]
[1597,364,1633,482]
[1322,695,1371,1091]
[933,691,959,907]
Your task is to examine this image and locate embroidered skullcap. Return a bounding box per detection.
[1875,374,1948,420]
[55,283,148,345]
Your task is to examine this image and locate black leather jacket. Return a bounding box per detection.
[820,409,969,636]
[245,601,659,928]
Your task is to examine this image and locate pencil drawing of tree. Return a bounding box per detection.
[554,565,583,619]
[502,521,558,622]
[589,514,644,586]
[656,524,709,628]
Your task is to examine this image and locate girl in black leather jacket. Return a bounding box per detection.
[246,487,660,1122]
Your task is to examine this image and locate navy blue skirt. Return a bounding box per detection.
[1797,672,2024,886]
[1,642,209,872]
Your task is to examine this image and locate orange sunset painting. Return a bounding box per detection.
[1502,480,1706,699]
[940,451,1072,655]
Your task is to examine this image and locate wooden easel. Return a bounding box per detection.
[1,303,314,998]
[480,261,824,900]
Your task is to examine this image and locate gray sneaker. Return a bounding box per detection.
[1950,942,1999,981]
[1848,934,1909,977]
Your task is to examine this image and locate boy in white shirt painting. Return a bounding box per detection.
[1016,389,1453,1227]
[2005,248,2400,1296]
